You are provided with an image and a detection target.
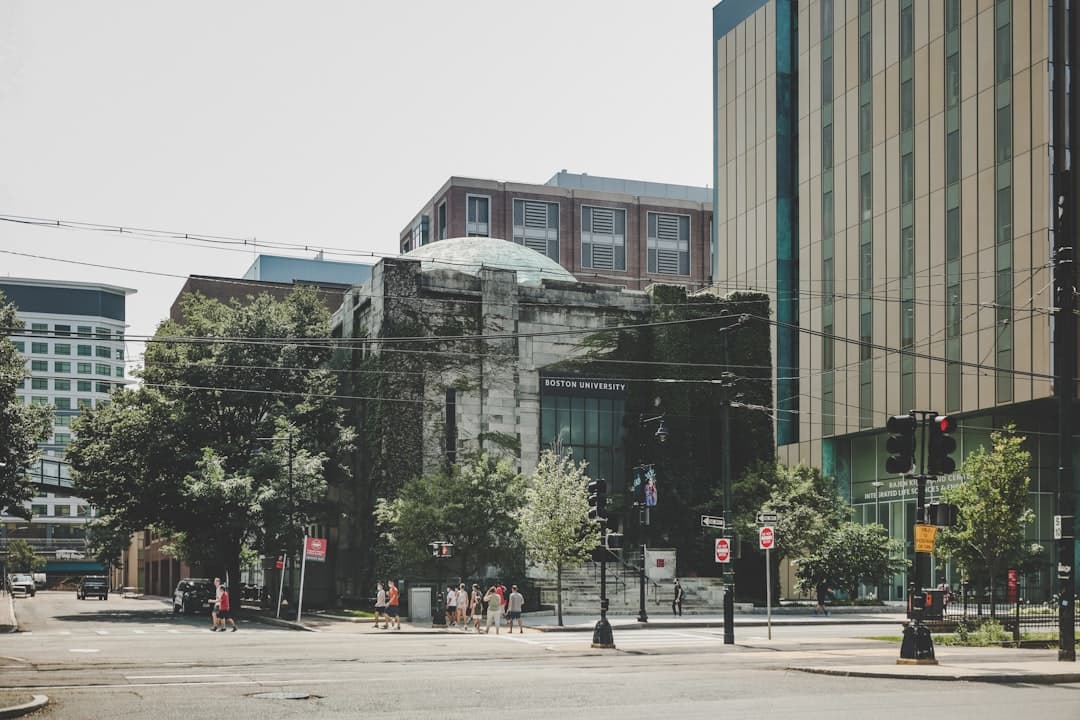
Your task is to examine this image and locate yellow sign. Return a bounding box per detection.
[914,524,937,553]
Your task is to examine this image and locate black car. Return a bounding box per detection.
[173,578,215,614]
[77,576,109,600]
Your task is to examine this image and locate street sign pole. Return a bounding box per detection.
[765,546,772,640]
[295,535,309,623]
[276,551,287,619]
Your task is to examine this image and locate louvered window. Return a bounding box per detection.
[466,195,490,237]
[581,206,626,271]
[513,199,559,262]
[647,212,690,275]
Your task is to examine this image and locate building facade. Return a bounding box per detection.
[713,0,1071,600]
[400,172,714,292]
[0,278,135,582]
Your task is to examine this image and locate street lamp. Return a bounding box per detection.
[636,413,667,624]
[871,481,884,525]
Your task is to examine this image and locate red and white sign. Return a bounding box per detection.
[274,555,285,570]
[304,537,327,563]
[715,538,731,563]
[759,526,775,550]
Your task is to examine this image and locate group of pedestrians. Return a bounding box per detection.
[372,580,402,630]
[444,581,524,634]
[208,576,238,632]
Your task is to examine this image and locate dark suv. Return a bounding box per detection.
[173,578,214,614]
[77,576,109,600]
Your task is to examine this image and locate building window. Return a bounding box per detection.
[31,378,48,390]
[946,54,960,109]
[96,381,111,394]
[77,398,92,410]
[32,396,49,406]
[54,361,71,373]
[860,173,873,220]
[13,341,24,353]
[901,79,913,131]
[31,360,47,372]
[412,215,429,249]
[54,379,71,391]
[95,346,110,358]
[31,323,47,335]
[95,364,111,376]
[115,366,124,378]
[55,502,71,515]
[996,106,1012,164]
[95,327,110,339]
[56,414,72,427]
[859,103,872,152]
[54,397,71,410]
[77,505,89,517]
[512,199,560,262]
[31,504,47,517]
[31,342,48,354]
[581,206,626,271]
[115,348,124,361]
[77,326,91,337]
[77,380,91,392]
[437,201,447,241]
[54,343,71,355]
[647,212,690,275]
[77,345,91,356]
[901,153,914,204]
[77,362,91,374]
[54,324,70,336]
[466,195,490,237]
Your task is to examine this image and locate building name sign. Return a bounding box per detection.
[541,376,628,397]
[858,473,966,503]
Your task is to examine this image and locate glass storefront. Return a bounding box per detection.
[539,375,627,491]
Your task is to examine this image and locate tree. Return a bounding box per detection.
[68,288,354,590]
[0,293,53,517]
[795,522,908,600]
[517,446,601,626]
[6,538,45,572]
[935,426,1038,613]
[374,451,523,580]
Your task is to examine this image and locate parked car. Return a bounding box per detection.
[76,576,109,600]
[173,578,215,614]
[9,574,36,597]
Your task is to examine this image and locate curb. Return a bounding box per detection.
[242,613,317,632]
[530,618,900,633]
[789,665,1080,685]
[0,695,48,719]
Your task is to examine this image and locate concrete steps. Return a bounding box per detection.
[531,563,728,615]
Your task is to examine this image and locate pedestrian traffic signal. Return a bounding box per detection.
[927,503,959,527]
[927,415,958,475]
[587,479,607,524]
[604,532,623,550]
[430,541,454,558]
[885,413,916,475]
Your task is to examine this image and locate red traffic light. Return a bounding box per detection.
[936,415,957,433]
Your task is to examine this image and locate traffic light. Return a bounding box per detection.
[430,541,454,558]
[587,479,608,525]
[927,503,959,527]
[885,413,916,475]
[604,532,623,550]
[927,415,958,475]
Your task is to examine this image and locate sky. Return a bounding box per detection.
[0,0,717,365]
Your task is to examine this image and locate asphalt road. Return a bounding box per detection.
[4,592,1079,720]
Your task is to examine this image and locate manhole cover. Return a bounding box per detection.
[251,692,313,701]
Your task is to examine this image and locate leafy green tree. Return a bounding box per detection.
[374,451,523,581]
[795,522,908,600]
[935,426,1038,613]
[0,293,53,517]
[517,446,601,626]
[68,288,354,588]
[6,538,45,572]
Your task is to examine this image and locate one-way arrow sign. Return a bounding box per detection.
[701,515,725,529]
[756,511,779,525]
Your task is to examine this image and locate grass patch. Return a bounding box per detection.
[339,609,376,619]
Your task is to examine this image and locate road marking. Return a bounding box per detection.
[68,649,99,653]
[95,630,109,635]
[133,629,146,634]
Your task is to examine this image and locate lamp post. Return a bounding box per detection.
[257,433,297,619]
[871,481,884,525]
[636,413,668,624]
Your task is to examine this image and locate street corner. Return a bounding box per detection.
[786,661,1080,685]
[0,693,49,720]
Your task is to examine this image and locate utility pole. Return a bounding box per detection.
[1052,0,1077,663]
[258,432,297,620]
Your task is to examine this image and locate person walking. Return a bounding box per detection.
[484,586,502,634]
[815,581,830,616]
[671,578,684,617]
[496,580,508,628]
[374,582,387,629]
[507,585,525,634]
[456,584,468,628]
[446,585,458,627]
[386,580,401,630]
[216,584,237,632]
[469,584,483,632]
[210,577,224,631]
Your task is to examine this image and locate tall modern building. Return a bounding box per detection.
[0,278,135,580]
[401,171,714,292]
[713,0,1070,599]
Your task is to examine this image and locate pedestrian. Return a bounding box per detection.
[469,583,483,631]
[496,580,508,627]
[210,577,224,631]
[386,580,401,630]
[672,578,684,617]
[216,583,237,632]
[507,584,525,634]
[815,581,830,616]
[456,583,468,628]
[484,585,502,634]
[374,581,387,629]
[446,584,458,627]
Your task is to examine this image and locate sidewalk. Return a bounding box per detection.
[0,591,16,633]
[521,610,910,631]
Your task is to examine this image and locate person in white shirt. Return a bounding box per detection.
[484,586,502,634]
[374,582,387,630]
[455,584,468,628]
[446,585,458,626]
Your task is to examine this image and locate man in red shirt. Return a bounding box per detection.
[386,580,401,630]
[212,578,237,632]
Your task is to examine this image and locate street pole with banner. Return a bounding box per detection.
[759,522,775,639]
[295,536,327,623]
[275,553,287,619]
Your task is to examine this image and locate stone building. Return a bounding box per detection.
[326,237,773,602]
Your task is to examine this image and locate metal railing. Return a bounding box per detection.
[932,578,1077,641]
